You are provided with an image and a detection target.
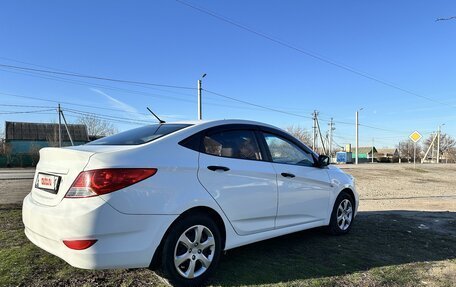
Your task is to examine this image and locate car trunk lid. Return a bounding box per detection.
[31,147,95,206]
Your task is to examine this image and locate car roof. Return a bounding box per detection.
[164,119,280,130]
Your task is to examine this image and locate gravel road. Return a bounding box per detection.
[340,163,456,212]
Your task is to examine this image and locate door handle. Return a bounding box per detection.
[207,165,230,172]
[281,172,295,178]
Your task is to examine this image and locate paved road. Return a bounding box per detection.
[0,169,35,204]
[0,169,35,180]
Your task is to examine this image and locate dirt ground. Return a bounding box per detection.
[340,163,456,212]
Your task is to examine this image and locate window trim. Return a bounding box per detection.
[179,123,319,165]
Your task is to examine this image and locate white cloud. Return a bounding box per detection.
[90,88,148,121]
[90,88,187,122]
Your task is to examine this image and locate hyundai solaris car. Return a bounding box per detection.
[23,119,358,286]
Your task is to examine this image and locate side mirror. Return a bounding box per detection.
[318,154,330,167]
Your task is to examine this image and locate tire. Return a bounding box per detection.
[161,213,222,287]
[326,192,355,235]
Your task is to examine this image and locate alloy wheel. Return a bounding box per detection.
[173,225,215,279]
[337,199,353,231]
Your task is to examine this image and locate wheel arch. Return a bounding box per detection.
[149,205,227,269]
[339,188,356,210]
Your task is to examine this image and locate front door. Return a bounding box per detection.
[260,132,332,228]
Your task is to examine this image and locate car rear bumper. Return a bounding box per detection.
[22,193,177,269]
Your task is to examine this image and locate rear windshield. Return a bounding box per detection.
[87,124,191,145]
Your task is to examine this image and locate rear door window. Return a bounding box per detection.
[203,130,262,161]
[87,124,191,145]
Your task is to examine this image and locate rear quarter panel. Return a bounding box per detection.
[85,139,213,215]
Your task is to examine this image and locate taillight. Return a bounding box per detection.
[63,239,97,250]
[65,168,157,198]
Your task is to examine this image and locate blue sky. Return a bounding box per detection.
[1,0,455,148]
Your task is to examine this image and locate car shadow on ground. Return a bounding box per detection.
[210,210,456,286]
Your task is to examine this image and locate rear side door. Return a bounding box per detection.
[197,125,278,235]
[259,130,332,228]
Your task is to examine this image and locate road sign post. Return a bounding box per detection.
[409,131,422,169]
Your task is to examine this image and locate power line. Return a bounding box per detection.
[3,58,449,129]
[0,103,54,109]
[176,0,453,108]
[0,109,55,114]
[63,110,150,126]
[0,89,429,136]
[204,88,414,134]
[0,91,154,115]
[0,67,282,113]
[204,89,314,120]
[63,108,152,124]
[0,63,195,90]
[0,57,331,113]
[0,57,205,99]
[10,110,146,126]
[0,67,197,104]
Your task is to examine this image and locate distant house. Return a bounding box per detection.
[352,146,377,162]
[2,121,89,167]
[376,148,399,162]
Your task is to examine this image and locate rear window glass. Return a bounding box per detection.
[87,124,191,145]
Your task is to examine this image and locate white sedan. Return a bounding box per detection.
[22,119,358,286]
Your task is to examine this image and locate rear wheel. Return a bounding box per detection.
[327,192,355,235]
[161,214,221,286]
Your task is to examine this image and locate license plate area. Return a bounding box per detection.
[35,173,61,194]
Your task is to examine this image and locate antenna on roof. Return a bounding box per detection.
[147,107,166,124]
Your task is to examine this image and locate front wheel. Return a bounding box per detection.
[161,214,222,286]
[326,192,355,235]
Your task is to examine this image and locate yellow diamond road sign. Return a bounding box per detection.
[409,131,422,143]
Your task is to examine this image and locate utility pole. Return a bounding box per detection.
[355,110,359,165]
[312,110,318,151]
[197,73,206,120]
[316,116,326,154]
[422,132,438,163]
[372,138,374,163]
[328,118,335,158]
[60,109,74,146]
[437,125,441,164]
[197,80,202,120]
[58,104,62,147]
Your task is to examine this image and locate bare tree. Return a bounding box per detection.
[285,125,312,146]
[78,115,117,138]
[1,142,13,167]
[397,139,422,162]
[423,133,456,161]
[29,142,41,166]
[46,125,60,147]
